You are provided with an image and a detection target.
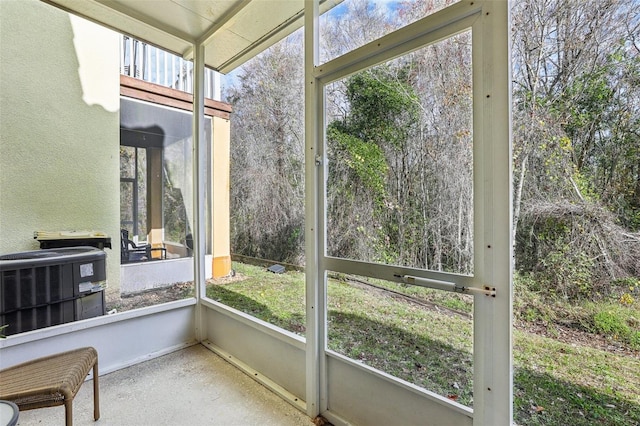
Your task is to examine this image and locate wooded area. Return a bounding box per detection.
[224,0,639,301]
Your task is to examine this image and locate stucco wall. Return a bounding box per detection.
[212,116,232,277]
[0,0,121,297]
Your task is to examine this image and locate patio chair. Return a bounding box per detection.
[0,347,100,426]
[120,229,166,263]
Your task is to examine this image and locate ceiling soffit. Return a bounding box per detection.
[42,0,341,74]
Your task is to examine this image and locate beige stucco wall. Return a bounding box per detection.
[212,116,231,277]
[0,0,121,297]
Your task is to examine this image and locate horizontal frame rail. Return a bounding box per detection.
[323,256,476,288]
[397,275,496,297]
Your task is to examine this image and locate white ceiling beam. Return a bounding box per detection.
[183,0,253,61]
[216,0,343,74]
[198,0,253,46]
[91,0,196,43]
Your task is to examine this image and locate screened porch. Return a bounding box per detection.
[0,1,512,425]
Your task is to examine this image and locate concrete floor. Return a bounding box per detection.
[16,344,314,426]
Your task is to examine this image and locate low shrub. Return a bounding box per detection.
[586,304,640,349]
[514,273,563,325]
[515,273,640,350]
[593,309,630,335]
[516,201,640,302]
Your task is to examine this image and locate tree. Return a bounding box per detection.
[326,68,419,263]
[512,0,640,297]
[224,0,639,292]
[325,29,474,275]
[224,36,305,263]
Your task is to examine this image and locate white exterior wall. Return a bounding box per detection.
[0,0,121,297]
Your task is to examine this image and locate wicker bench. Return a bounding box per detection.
[0,347,99,426]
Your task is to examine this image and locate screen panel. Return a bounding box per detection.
[325,31,473,276]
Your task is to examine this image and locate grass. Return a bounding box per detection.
[587,303,640,348]
[208,263,306,333]
[514,333,640,425]
[327,278,474,405]
[207,262,640,425]
[515,274,640,350]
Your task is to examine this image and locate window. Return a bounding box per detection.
[120,145,147,237]
[119,97,212,259]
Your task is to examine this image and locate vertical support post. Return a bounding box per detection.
[472,1,513,425]
[119,35,124,75]
[305,0,323,418]
[147,147,164,253]
[163,51,168,86]
[178,57,184,90]
[128,37,134,76]
[155,47,160,85]
[171,56,176,88]
[213,71,221,101]
[193,42,207,342]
